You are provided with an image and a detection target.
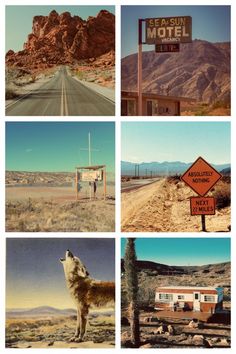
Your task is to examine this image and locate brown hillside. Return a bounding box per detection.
[121,40,230,104]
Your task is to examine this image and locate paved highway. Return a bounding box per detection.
[6,67,115,116]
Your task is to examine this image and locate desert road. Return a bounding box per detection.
[6,67,115,116]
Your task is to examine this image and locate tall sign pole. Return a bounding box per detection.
[80,133,99,201]
[138,19,143,116]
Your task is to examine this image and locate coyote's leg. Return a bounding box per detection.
[79,305,89,341]
[69,307,81,342]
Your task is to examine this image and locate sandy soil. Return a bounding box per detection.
[6,313,115,348]
[121,178,230,232]
[6,185,115,232]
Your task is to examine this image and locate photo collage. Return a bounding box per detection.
[1,0,234,352]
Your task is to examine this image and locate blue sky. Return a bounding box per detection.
[121,238,230,266]
[121,122,230,165]
[6,5,115,52]
[6,238,115,309]
[6,122,115,173]
[121,6,231,57]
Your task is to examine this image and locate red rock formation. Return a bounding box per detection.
[6,9,115,70]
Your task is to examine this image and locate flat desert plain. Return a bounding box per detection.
[6,308,115,348]
[6,171,115,232]
[121,176,230,232]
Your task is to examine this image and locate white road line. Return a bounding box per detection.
[60,79,64,116]
[60,77,69,116]
[64,79,69,116]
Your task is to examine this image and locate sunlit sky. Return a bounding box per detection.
[121,122,230,165]
[6,5,115,52]
[121,5,231,57]
[6,122,115,173]
[121,238,230,266]
[6,238,115,309]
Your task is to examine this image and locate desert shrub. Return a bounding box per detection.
[167,175,181,184]
[212,100,230,110]
[30,74,36,83]
[18,220,27,232]
[213,184,231,209]
[76,71,85,80]
[195,106,209,116]
[5,88,19,100]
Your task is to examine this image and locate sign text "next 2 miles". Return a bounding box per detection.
[146,16,192,44]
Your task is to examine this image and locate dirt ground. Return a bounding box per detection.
[121,315,231,348]
[121,178,230,232]
[6,312,115,348]
[6,185,115,232]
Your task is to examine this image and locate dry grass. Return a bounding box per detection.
[6,199,115,232]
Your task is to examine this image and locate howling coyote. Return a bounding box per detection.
[60,249,115,342]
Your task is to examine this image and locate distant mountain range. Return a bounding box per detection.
[6,306,76,318]
[121,160,230,177]
[121,40,230,104]
[121,259,230,278]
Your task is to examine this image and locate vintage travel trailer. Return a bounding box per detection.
[155,286,223,313]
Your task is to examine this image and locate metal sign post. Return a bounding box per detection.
[138,19,143,116]
[201,215,206,232]
[80,132,99,200]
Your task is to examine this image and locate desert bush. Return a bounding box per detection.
[18,220,27,232]
[195,106,209,116]
[212,100,230,110]
[213,184,231,209]
[5,88,19,100]
[76,71,85,80]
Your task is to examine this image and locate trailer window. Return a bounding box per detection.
[204,295,215,302]
[178,295,185,300]
[159,293,173,301]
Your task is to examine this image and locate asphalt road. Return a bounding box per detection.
[6,67,115,116]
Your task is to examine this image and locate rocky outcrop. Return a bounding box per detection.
[6,9,115,70]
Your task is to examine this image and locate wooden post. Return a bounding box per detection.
[201,215,206,232]
[138,19,143,116]
[103,167,106,200]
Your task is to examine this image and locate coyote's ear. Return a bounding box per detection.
[60,258,65,263]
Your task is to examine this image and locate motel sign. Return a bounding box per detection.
[146,16,192,44]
